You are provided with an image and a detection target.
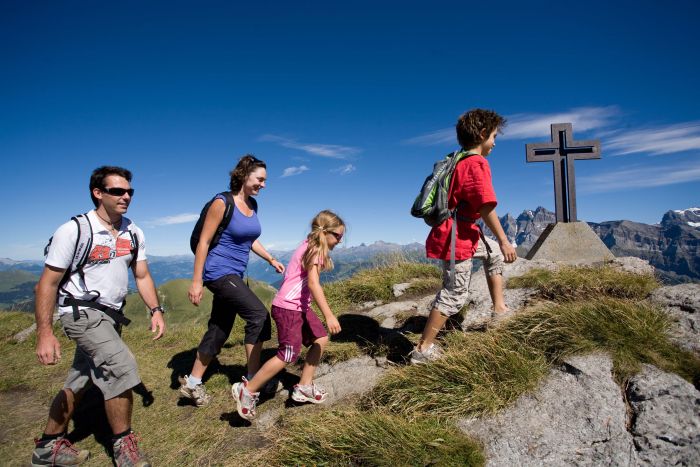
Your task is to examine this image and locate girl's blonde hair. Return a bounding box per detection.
[302,210,345,272]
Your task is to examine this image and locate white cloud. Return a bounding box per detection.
[578,159,700,194]
[281,165,310,177]
[146,213,199,227]
[331,164,356,175]
[403,106,619,145]
[605,121,700,156]
[260,134,360,159]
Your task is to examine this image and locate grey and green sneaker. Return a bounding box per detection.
[31,436,90,466]
[231,377,259,420]
[113,432,150,467]
[409,343,444,364]
[178,375,212,407]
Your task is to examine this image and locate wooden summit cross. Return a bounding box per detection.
[526,123,601,222]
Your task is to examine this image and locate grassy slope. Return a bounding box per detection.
[3,263,697,466]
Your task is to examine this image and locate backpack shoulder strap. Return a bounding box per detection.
[58,213,93,292]
[220,191,235,228]
[124,219,140,270]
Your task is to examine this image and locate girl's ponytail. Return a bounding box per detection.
[302,210,345,272]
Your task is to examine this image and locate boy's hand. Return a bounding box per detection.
[499,241,517,263]
[326,316,341,335]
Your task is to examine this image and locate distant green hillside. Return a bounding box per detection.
[123,278,277,327]
[0,270,38,311]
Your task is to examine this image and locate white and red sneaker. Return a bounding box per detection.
[291,383,327,404]
[231,377,259,420]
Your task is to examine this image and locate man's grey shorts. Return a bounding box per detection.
[60,308,141,400]
[432,237,504,317]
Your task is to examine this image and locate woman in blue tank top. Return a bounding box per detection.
[179,155,285,407]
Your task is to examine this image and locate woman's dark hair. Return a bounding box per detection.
[229,155,266,193]
[89,166,132,207]
[455,109,507,150]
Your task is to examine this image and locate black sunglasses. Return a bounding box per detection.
[328,231,343,242]
[101,187,135,197]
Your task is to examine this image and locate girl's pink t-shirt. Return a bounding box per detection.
[272,240,322,312]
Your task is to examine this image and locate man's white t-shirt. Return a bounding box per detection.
[45,210,147,316]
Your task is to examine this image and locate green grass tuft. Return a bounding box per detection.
[371,297,700,419]
[323,262,440,313]
[264,408,485,466]
[507,265,659,301]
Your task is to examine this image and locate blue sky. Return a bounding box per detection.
[2,0,699,260]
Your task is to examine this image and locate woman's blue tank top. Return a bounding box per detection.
[203,197,261,281]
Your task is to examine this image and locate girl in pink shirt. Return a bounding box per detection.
[231,210,345,420]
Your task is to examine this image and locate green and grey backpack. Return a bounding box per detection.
[410,149,477,226]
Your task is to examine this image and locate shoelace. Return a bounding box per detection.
[119,433,142,462]
[52,438,80,464]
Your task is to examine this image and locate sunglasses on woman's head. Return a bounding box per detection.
[101,187,135,197]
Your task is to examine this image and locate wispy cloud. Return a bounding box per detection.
[331,164,356,175]
[260,134,360,159]
[281,165,310,177]
[504,106,619,140]
[579,159,700,194]
[605,121,700,156]
[146,213,199,227]
[403,106,619,145]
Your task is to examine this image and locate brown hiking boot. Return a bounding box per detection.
[113,432,151,467]
[178,375,212,407]
[31,436,90,466]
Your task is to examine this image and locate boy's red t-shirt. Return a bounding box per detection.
[425,154,497,260]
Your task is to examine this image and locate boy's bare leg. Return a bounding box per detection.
[299,336,328,386]
[418,308,449,351]
[486,273,509,313]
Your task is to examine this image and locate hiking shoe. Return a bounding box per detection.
[291,383,327,404]
[178,375,212,407]
[113,432,150,467]
[409,343,444,365]
[31,436,90,466]
[231,378,259,420]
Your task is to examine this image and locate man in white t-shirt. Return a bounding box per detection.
[32,166,166,467]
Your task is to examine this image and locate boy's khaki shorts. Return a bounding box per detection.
[60,307,141,400]
[432,237,504,317]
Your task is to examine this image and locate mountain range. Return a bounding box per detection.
[1,207,697,310]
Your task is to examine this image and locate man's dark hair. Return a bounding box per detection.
[90,166,133,207]
[456,109,507,150]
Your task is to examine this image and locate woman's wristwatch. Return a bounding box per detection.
[150,305,165,316]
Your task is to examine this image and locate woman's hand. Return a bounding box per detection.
[188,280,204,306]
[270,259,285,274]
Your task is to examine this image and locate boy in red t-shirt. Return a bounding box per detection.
[410,109,517,364]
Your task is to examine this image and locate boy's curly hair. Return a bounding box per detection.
[455,109,507,150]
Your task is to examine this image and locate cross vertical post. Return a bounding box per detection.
[525,123,601,222]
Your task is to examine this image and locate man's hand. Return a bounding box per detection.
[36,332,61,365]
[499,240,517,263]
[150,311,166,340]
[326,315,341,335]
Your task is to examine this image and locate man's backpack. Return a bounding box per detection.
[44,213,139,325]
[189,192,257,254]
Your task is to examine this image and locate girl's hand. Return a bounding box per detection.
[326,315,341,335]
[270,259,285,274]
[188,281,203,306]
